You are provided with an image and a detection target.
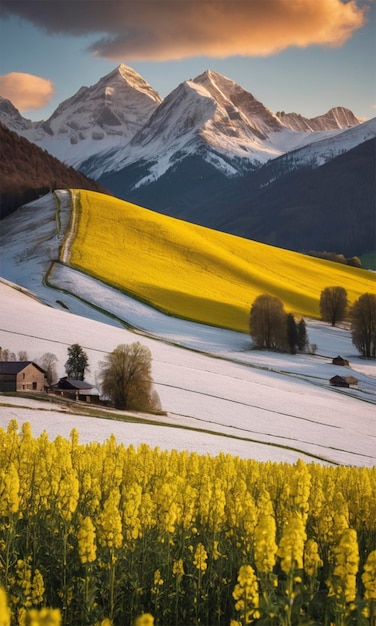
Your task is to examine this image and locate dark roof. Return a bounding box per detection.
[55,377,96,390]
[330,375,358,385]
[0,361,45,375]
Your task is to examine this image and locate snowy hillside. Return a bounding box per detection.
[0,191,375,467]
[1,275,375,468]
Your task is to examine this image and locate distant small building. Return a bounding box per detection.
[51,377,100,403]
[0,361,47,393]
[332,355,349,366]
[330,375,358,388]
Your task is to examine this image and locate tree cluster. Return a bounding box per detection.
[249,294,308,354]
[308,250,362,267]
[318,287,376,359]
[250,289,376,359]
[66,341,161,411]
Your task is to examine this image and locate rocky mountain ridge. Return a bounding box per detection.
[0,64,364,181]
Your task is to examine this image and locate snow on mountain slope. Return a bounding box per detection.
[5,65,162,170]
[0,96,33,130]
[276,106,362,132]
[0,64,364,182]
[90,70,362,185]
[262,116,376,179]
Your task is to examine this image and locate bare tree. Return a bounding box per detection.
[249,294,287,351]
[38,352,59,385]
[319,286,348,326]
[350,293,376,358]
[99,342,161,411]
[18,351,28,361]
[0,347,16,361]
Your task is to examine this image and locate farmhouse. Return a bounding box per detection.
[330,375,358,388]
[51,377,100,403]
[332,355,349,366]
[0,361,47,392]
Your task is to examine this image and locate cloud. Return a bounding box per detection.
[0,72,55,111]
[1,0,367,61]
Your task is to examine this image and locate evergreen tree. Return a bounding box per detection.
[286,313,298,354]
[297,318,308,352]
[65,344,89,381]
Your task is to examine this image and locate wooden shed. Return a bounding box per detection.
[0,361,47,392]
[51,377,100,403]
[332,355,349,366]
[330,375,358,388]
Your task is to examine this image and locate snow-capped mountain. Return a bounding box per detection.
[1,64,365,184]
[2,65,162,170]
[83,69,364,183]
[276,107,361,132]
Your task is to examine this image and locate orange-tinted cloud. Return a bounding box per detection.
[1,1,367,60]
[0,72,55,111]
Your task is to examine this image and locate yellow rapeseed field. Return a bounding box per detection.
[68,190,375,332]
[1,421,375,625]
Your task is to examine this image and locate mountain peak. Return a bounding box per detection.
[0,96,32,131]
[276,106,361,132]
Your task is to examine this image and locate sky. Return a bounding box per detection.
[0,0,375,123]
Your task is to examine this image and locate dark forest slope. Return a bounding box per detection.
[0,123,109,218]
[108,138,375,258]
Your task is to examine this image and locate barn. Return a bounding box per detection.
[51,377,100,403]
[0,361,47,392]
[330,375,358,388]
[332,355,350,366]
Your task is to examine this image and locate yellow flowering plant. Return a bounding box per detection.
[1,423,375,625]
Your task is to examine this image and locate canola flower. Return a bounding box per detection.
[362,550,376,623]
[327,527,360,622]
[193,543,208,572]
[232,565,260,624]
[77,515,97,564]
[254,513,278,574]
[303,538,323,578]
[278,515,307,574]
[362,550,376,601]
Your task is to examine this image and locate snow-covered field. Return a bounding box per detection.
[0,191,375,467]
[1,279,375,467]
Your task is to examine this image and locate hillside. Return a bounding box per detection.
[0,190,375,470]
[111,136,376,259]
[1,278,375,467]
[63,190,374,333]
[0,123,108,218]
